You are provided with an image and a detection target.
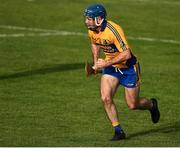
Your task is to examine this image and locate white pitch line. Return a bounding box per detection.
[128,36,180,45]
[0,25,180,45]
[0,32,86,37]
[0,25,58,32]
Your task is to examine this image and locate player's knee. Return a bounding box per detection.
[101,95,113,106]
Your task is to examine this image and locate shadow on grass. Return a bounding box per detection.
[0,62,84,80]
[127,121,180,139]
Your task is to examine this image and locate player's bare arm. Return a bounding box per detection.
[91,43,101,70]
[95,49,132,69]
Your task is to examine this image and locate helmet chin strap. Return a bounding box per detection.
[95,17,104,26]
[87,17,104,31]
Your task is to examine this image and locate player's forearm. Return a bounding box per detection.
[91,44,100,64]
[106,49,131,66]
[92,50,99,64]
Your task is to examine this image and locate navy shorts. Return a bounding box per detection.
[102,63,141,88]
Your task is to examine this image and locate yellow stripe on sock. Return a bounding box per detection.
[112,121,120,127]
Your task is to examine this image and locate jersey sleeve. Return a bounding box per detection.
[108,23,130,52]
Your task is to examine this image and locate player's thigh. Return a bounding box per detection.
[101,74,119,100]
[124,85,140,105]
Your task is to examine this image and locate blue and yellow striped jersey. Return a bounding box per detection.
[88,20,137,68]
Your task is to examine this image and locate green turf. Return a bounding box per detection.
[0,0,180,146]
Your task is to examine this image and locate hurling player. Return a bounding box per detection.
[84,4,160,141]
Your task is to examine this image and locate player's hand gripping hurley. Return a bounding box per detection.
[85,62,96,77]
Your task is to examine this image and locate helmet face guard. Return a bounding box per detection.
[84,4,107,29]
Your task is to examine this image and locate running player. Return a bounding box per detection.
[84,4,160,141]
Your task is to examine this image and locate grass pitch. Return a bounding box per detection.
[0,0,180,146]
